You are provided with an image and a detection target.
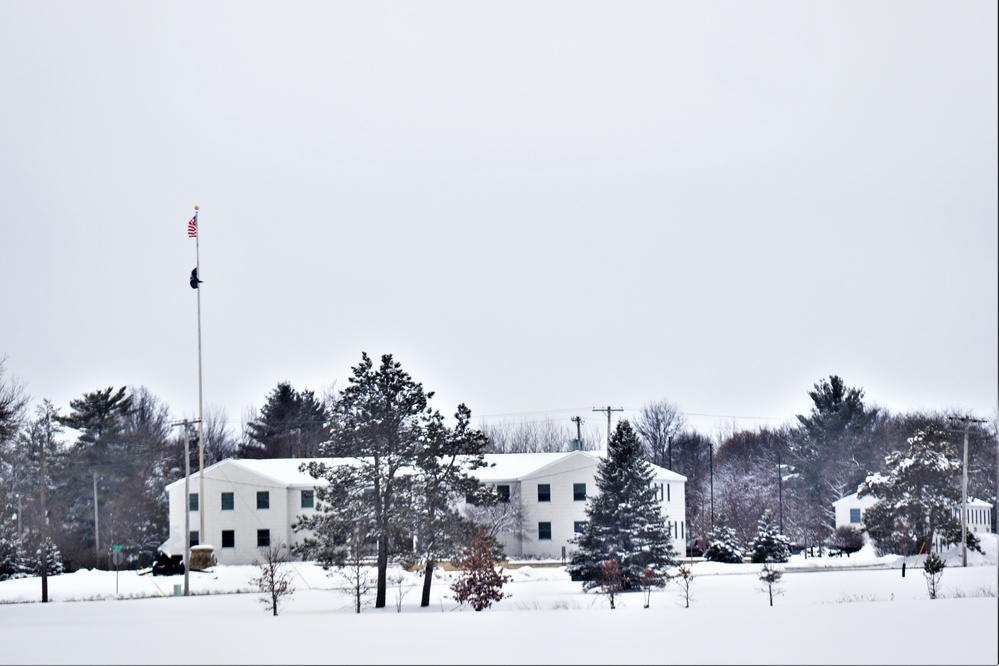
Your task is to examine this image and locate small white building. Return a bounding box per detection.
[165,452,687,566]
[833,491,994,548]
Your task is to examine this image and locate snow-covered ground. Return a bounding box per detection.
[1,538,997,665]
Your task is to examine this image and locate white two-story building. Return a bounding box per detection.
[164,451,687,566]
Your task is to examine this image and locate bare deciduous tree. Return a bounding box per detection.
[633,400,686,469]
[481,417,600,453]
[251,543,295,616]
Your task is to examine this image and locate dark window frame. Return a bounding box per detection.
[221,492,234,511]
[573,483,586,501]
[537,484,551,502]
[538,522,552,540]
[221,530,235,548]
[256,491,270,510]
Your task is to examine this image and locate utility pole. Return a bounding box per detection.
[571,416,583,451]
[777,450,783,535]
[948,415,986,567]
[592,406,623,450]
[171,418,200,596]
[708,438,715,530]
[40,412,50,602]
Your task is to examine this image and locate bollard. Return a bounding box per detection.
[901,561,906,578]
[173,584,182,596]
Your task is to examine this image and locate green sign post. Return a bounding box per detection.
[112,545,123,595]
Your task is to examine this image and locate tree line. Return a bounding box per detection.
[2,353,996,582]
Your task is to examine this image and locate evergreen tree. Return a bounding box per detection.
[789,376,879,543]
[300,352,432,609]
[858,425,961,556]
[922,551,945,599]
[568,420,678,589]
[0,489,21,580]
[240,382,327,459]
[19,534,64,577]
[409,404,492,607]
[748,510,790,563]
[703,517,745,563]
[758,562,784,606]
[450,528,511,611]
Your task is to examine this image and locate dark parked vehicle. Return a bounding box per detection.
[151,551,185,576]
[686,537,706,558]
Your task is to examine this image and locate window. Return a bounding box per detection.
[257,529,270,548]
[221,492,234,511]
[573,521,587,534]
[573,483,586,501]
[538,522,552,540]
[221,530,234,548]
[189,493,199,512]
[681,522,685,538]
[189,531,199,548]
[465,493,477,506]
[666,483,671,502]
[497,485,511,503]
[850,508,861,524]
[257,491,270,510]
[537,484,551,502]
[301,490,314,509]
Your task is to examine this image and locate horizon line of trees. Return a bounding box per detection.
[3,353,997,578]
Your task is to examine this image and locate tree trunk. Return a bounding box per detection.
[375,535,388,608]
[421,560,435,607]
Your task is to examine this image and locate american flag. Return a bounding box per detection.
[187,215,198,238]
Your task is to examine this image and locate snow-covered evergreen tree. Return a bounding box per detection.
[703,515,744,563]
[568,420,678,589]
[0,508,20,580]
[748,510,790,563]
[858,425,961,556]
[22,536,64,577]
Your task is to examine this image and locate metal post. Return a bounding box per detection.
[183,426,191,596]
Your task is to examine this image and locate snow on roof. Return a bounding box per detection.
[166,451,686,489]
[474,451,686,483]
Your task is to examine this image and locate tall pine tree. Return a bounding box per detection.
[568,420,678,590]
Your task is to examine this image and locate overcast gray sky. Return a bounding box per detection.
[2,1,996,439]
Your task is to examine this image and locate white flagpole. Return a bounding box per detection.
[193,205,205,541]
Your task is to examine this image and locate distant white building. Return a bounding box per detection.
[833,491,994,549]
[164,452,687,566]
[463,451,687,561]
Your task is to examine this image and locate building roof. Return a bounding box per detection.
[166,451,686,490]
[833,491,993,509]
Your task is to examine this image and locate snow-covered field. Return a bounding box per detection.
[2,539,997,665]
